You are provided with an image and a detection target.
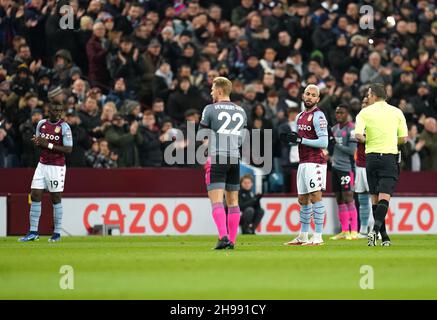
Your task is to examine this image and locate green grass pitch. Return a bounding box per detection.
[1,235,436,299]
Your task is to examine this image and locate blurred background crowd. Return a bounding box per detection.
[0,0,436,189]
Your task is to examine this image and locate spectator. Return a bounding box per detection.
[65,110,92,167]
[393,71,416,104]
[15,92,41,128]
[260,72,277,97]
[105,114,143,167]
[115,2,143,36]
[77,15,94,75]
[107,36,145,93]
[328,34,352,81]
[0,123,12,167]
[231,0,255,27]
[228,35,250,77]
[341,69,359,97]
[241,84,258,114]
[86,22,110,89]
[410,82,437,120]
[199,69,219,104]
[19,108,42,167]
[47,85,66,105]
[349,34,368,69]
[10,64,35,97]
[11,44,33,74]
[259,47,277,74]
[238,174,264,234]
[250,103,272,129]
[152,60,174,102]
[92,101,117,138]
[312,13,336,58]
[278,82,301,110]
[139,39,163,106]
[35,70,52,102]
[0,114,17,167]
[94,139,118,168]
[45,0,80,63]
[79,96,101,134]
[132,24,151,54]
[138,111,162,167]
[400,123,425,172]
[360,52,392,85]
[241,52,264,84]
[167,77,204,124]
[263,90,285,125]
[286,50,304,77]
[85,139,100,167]
[419,117,437,171]
[105,78,131,110]
[52,49,75,88]
[70,78,88,106]
[120,99,141,124]
[160,26,180,71]
[276,31,293,63]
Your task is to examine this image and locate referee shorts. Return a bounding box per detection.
[365,153,399,196]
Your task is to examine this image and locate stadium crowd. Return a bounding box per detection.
[0,0,436,182]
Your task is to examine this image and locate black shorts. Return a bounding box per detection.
[331,167,354,193]
[205,155,240,191]
[365,153,399,195]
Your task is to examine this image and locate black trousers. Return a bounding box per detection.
[240,207,265,234]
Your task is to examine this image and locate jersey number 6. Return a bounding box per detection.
[309,179,315,188]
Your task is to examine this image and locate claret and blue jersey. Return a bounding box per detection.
[35,119,73,166]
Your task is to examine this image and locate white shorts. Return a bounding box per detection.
[354,166,369,193]
[297,163,327,195]
[31,162,66,193]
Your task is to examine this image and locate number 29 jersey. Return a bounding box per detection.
[200,101,247,158]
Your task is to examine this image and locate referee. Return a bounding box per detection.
[355,83,408,246]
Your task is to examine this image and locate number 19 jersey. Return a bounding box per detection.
[200,101,247,158]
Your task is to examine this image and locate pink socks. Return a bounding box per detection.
[227,206,241,244]
[212,203,228,239]
[211,203,241,244]
[338,203,350,232]
[347,202,358,232]
[338,202,358,232]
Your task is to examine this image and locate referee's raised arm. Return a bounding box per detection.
[354,83,408,247]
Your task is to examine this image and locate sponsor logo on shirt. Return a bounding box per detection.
[298,124,312,131]
[40,133,60,141]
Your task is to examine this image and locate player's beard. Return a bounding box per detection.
[304,100,317,109]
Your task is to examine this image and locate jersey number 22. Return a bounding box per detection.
[217,112,244,135]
